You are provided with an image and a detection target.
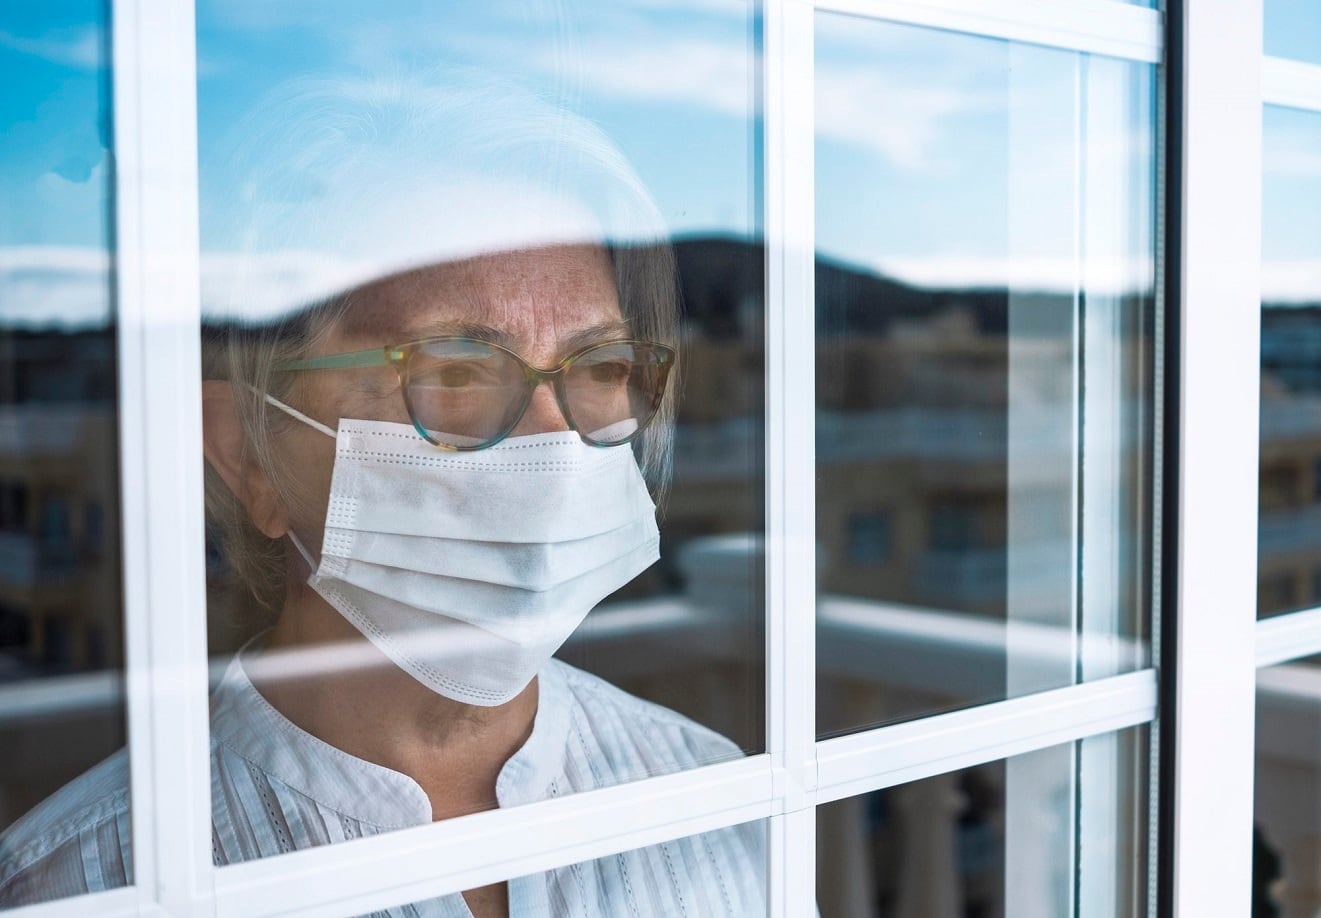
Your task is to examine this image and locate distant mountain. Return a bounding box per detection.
[673,235,1013,339]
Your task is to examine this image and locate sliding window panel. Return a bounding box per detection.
[0,3,132,909]
[1255,657,1321,917]
[194,0,765,870]
[816,726,1148,918]
[1259,105,1321,619]
[815,14,1156,736]
[1266,0,1321,67]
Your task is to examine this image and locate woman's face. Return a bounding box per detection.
[276,242,626,546]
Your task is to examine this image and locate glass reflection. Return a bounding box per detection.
[1266,0,1321,67]
[1259,105,1321,619]
[0,2,127,910]
[815,15,1155,736]
[194,0,765,887]
[817,728,1147,918]
[1256,655,1321,916]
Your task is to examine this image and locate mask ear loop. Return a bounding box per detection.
[243,386,334,573]
[259,391,338,439]
[287,530,320,578]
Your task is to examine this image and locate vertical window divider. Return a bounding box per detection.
[112,0,212,912]
[763,0,818,914]
[1164,0,1262,912]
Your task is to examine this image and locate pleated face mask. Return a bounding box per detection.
[272,402,660,706]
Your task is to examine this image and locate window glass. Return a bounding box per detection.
[1255,655,1321,916]
[195,0,765,870]
[1265,0,1321,66]
[1260,105,1321,619]
[396,819,767,916]
[817,727,1148,917]
[815,15,1156,736]
[0,2,127,909]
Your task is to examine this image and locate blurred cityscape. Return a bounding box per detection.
[1,240,1319,915]
[0,326,124,826]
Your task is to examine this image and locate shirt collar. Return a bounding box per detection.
[496,659,572,807]
[210,647,573,827]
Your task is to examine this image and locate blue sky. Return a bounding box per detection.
[0,0,1318,328]
[0,2,108,247]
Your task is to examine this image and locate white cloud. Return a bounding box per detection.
[0,246,367,329]
[1262,260,1321,303]
[512,31,992,173]
[870,254,1156,295]
[521,35,755,120]
[0,247,111,329]
[0,246,346,329]
[622,0,752,15]
[199,250,372,324]
[7,245,1318,332]
[861,254,1321,302]
[815,66,998,172]
[0,28,102,69]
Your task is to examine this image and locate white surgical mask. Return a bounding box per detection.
[268,397,660,706]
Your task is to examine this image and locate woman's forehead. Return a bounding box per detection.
[332,244,623,345]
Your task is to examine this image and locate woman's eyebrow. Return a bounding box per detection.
[402,321,513,346]
[557,321,633,354]
[398,319,632,354]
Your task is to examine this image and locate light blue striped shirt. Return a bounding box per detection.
[0,656,765,915]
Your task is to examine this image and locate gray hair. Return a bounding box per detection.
[203,71,680,615]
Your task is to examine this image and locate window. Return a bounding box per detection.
[845,510,894,567]
[1254,7,1321,914]
[0,0,1297,915]
[0,2,128,908]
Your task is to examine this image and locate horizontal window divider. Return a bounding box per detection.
[212,754,774,918]
[814,668,1156,806]
[1256,605,1321,667]
[206,672,1157,918]
[812,0,1160,63]
[1,888,149,918]
[0,666,124,727]
[1257,658,1321,705]
[818,596,1149,696]
[1264,56,1321,113]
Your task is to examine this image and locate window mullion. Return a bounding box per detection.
[112,0,212,911]
[1165,0,1263,912]
[764,0,817,914]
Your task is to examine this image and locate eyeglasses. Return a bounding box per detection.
[273,337,675,451]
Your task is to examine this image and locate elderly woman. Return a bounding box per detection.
[0,76,764,916]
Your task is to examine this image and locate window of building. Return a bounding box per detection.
[845,510,894,567]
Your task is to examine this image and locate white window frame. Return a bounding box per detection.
[16,0,1313,914]
[1162,1,1263,914]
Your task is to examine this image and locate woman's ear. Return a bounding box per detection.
[201,380,290,539]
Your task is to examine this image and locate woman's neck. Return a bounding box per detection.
[248,582,539,822]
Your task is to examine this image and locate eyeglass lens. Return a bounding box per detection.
[403,340,667,449]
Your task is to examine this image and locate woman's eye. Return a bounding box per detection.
[587,361,631,385]
[435,363,475,387]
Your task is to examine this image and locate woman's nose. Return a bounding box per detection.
[510,382,573,437]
